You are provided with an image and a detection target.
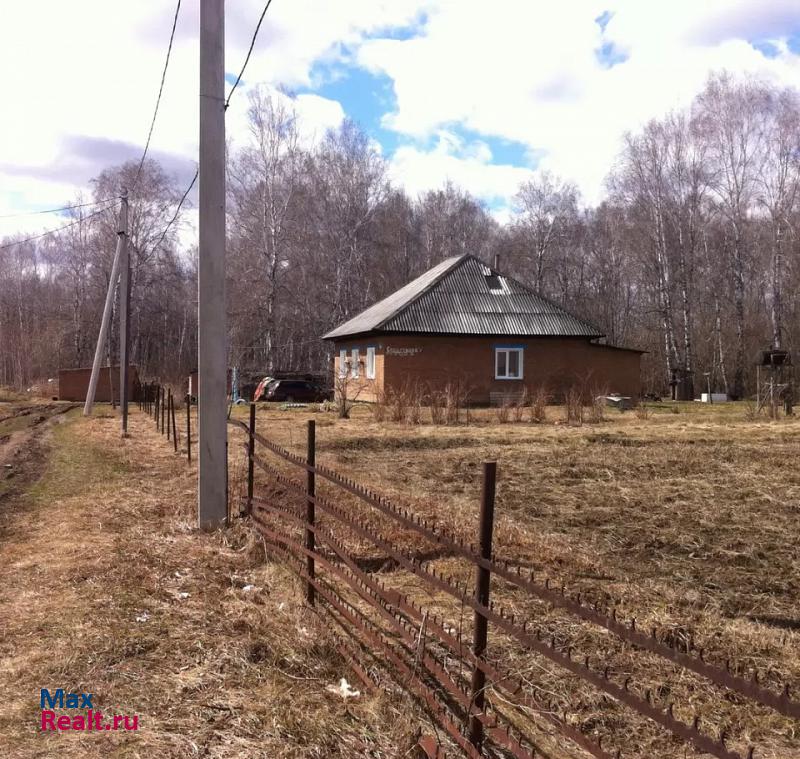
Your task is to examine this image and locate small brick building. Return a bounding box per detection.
[322,255,642,405]
[58,366,140,403]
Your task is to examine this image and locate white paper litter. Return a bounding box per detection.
[326,678,360,699]
[135,612,150,623]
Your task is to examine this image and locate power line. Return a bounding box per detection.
[139,0,274,254]
[224,0,275,109]
[150,169,198,253]
[131,0,184,194]
[0,197,119,220]
[0,201,120,251]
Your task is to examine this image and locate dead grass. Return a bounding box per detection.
[230,401,800,758]
[0,409,422,758]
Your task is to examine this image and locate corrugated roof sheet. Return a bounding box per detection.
[322,254,604,340]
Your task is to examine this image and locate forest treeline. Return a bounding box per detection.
[1,72,798,398]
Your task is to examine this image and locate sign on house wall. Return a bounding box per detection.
[386,347,423,356]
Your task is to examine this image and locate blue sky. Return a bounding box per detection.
[2,0,800,237]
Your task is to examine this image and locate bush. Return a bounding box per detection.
[428,381,470,425]
[511,388,528,423]
[564,386,583,425]
[495,399,512,423]
[528,386,549,423]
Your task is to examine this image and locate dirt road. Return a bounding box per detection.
[0,402,78,505]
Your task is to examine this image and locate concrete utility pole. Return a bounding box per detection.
[118,190,130,435]
[198,0,228,528]
[84,201,125,416]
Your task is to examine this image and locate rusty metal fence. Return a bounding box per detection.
[226,408,796,758]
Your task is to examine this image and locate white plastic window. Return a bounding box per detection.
[495,348,523,380]
[351,348,360,378]
[339,349,347,377]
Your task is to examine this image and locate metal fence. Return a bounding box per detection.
[227,407,796,758]
[138,382,191,460]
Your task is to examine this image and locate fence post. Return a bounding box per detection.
[161,387,166,434]
[171,391,178,452]
[468,461,496,750]
[305,419,316,606]
[155,386,160,428]
[246,403,256,515]
[166,389,171,442]
[186,394,192,463]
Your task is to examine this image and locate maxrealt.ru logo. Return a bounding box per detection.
[40,689,139,732]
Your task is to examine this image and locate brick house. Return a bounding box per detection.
[322,254,643,404]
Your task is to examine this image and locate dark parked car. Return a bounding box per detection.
[260,379,327,403]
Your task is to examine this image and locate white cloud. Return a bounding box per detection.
[360,0,800,204]
[388,131,531,208]
[1,0,799,239]
[0,0,430,238]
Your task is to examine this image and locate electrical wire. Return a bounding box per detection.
[0,197,119,219]
[131,0,183,194]
[150,169,198,253]
[0,201,120,251]
[224,0,275,109]
[5,0,270,253]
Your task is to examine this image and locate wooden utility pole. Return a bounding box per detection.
[84,200,125,416]
[118,190,130,435]
[198,0,228,529]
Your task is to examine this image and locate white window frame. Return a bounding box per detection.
[351,348,360,378]
[338,349,347,378]
[366,346,376,380]
[495,347,524,380]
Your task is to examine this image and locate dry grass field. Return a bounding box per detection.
[230,400,800,758]
[0,404,421,758]
[1,396,797,758]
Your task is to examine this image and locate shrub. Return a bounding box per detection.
[495,398,512,424]
[511,388,529,423]
[588,396,605,423]
[564,386,583,425]
[372,388,387,422]
[428,381,469,425]
[528,386,549,423]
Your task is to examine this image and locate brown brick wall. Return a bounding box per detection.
[332,336,641,404]
[58,366,140,402]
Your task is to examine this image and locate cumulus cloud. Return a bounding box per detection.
[0,0,427,234]
[2,0,799,236]
[360,0,800,203]
[388,131,530,207]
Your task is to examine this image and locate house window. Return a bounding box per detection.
[495,347,523,380]
[366,346,376,379]
[339,349,347,378]
[351,348,360,378]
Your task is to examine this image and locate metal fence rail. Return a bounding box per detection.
[223,407,793,758]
